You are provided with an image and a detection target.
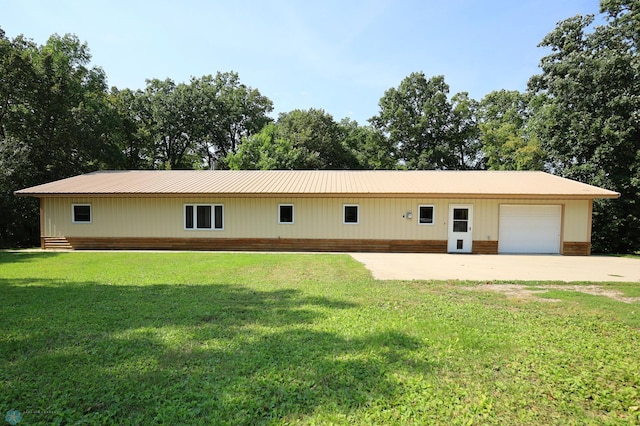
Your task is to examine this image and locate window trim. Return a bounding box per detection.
[184,203,224,231]
[72,204,92,224]
[343,204,359,225]
[278,204,294,224]
[418,204,435,226]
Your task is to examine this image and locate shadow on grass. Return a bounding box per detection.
[0,278,432,424]
[0,250,62,264]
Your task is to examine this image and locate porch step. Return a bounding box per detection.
[43,237,73,250]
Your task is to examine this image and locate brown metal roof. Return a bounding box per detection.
[14,170,621,199]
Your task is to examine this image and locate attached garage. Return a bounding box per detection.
[498,205,562,254]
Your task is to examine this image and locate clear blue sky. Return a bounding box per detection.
[3,0,600,124]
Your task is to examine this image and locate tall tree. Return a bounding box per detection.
[105,87,155,169]
[0,30,46,247]
[136,78,203,169]
[0,30,36,141]
[226,109,368,170]
[191,72,273,168]
[370,72,482,169]
[226,123,305,170]
[449,92,483,169]
[22,34,111,177]
[338,118,397,169]
[134,73,273,170]
[0,30,112,247]
[275,108,359,169]
[478,90,545,170]
[529,1,640,252]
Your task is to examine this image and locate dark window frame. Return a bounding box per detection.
[184,204,223,230]
[343,204,359,224]
[278,204,294,224]
[72,204,92,224]
[418,205,435,225]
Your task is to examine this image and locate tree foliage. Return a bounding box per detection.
[136,78,200,169]
[132,73,273,170]
[106,87,155,169]
[370,72,482,169]
[227,109,356,170]
[226,123,304,170]
[190,72,273,168]
[0,31,113,246]
[338,118,397,170]
[478,90,545,170]
[528,1,640,252]
[275,109,360,169]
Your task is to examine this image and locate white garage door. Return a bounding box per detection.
[499,205,561,254]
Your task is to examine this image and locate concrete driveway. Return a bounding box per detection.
[350,253,640,282]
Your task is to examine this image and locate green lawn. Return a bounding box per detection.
[1,252,639,425]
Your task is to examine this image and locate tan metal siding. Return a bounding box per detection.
[228,198,448,240]
[563,200,589,241]
[42,197,591,243]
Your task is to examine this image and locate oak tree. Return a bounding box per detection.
[371,72,482,169]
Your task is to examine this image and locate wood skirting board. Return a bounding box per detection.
[562,241,591,255]
[41,237,590,255]
[472,240,499,254]
[43,236,448,253]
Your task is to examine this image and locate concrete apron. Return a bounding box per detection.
[349,253,640,282]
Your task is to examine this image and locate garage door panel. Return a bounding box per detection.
[499,205,561,254]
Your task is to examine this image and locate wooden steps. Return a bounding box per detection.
[42,237,73,250]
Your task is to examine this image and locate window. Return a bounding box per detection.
[279,204,294,224]
[452,208,469,232]
[418,205,434,225]
[185,204,223,230]
[72,204,91,223]
[343,204,359,224]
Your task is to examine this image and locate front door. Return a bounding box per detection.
[448,204,473,253]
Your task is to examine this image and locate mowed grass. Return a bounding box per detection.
[1,252,639,425]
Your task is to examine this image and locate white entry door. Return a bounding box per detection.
[448,204,473,253]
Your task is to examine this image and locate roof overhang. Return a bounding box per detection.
[14,192,621,200]
[14,170,622,200]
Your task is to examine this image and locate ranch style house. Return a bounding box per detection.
[15,170,620,255]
